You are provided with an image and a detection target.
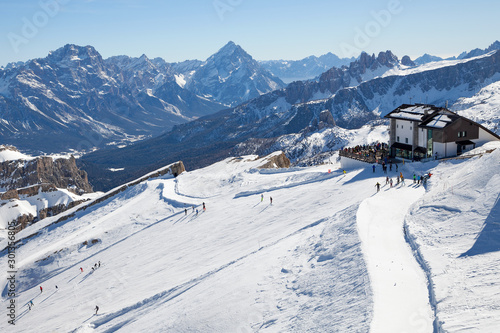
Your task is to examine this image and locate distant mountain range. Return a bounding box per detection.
[259,53,356,83]
[0,42,283,153]
[79,49,500,191]
[414,40,500,65]
[2,40,500,191]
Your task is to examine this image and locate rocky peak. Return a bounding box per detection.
[185,41,285,106]
[376,50,399,68]
[401,55,416,67]
[47,44,104,67]
[215,41,243,57]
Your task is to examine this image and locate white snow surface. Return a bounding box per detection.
[0,146,33,162]
[1,148,499,332]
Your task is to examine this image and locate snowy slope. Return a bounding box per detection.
[1,146,500,332]
[405,146,500,332]
[452,80,500,134]
[0,155,374,332]
[0,146,33,162]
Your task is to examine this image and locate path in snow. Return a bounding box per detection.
[357,182,434,333]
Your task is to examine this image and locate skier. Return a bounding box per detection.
[196,209,199,216]
[343,170,347,175]
[385,176,389,185]
[390,178,393,188]
[80,267,83,273]
[372,165,376,173]
[95,305,99,315]
[98,261,101,268]
[395,163,399,171]
[40,286,43,293]
[413,174,416,184]
[375,182,381,192]
[184,208,187,216]
[202,202,206,211]
[270,197,273,205]
[261,194,263,202]
[55,285,58,290]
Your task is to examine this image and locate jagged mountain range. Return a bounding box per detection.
[80,49,500,191]
[0,42,283,153]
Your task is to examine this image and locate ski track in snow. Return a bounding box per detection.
[357,183,433,333]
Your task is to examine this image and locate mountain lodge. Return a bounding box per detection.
[385,104,500,160]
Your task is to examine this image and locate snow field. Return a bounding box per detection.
[1,157,375,332]
[1,148,499,332]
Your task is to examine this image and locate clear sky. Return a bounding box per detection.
[1,0,499,66]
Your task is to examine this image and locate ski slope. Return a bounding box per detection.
[1,148,500,332]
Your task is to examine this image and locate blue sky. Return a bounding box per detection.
[1,0,499,66]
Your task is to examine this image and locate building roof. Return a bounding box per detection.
[384,104,446,122]
[419,112,459,129]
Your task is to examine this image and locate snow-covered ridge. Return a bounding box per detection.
[380,51,498,79]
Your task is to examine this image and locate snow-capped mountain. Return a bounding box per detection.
[185,41,286,107]
[80,49,500,191]
[2,144,499,332]
[414,53,445,66]
[0,44,225,153]
[0,42,292,153]
[259,53,356,83]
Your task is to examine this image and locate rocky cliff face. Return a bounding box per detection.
[258,152,291,169]
[0,154,92,193]
[0,147,94,232]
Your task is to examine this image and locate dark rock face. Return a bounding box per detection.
[0,155,92,193]
[401,55,416,67]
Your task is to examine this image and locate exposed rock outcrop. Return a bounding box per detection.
[0,155,92,193]
[401,55,416,67]
[259,152,290,169]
